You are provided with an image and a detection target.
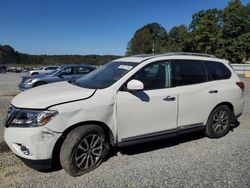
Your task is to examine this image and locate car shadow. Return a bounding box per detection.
[113,120,241,156]
[0,141,10,153]
[130,91,150,102]
[46,131,205,173]
[230,119,240,130]
[43,121,240,173]
[109,131,205,157]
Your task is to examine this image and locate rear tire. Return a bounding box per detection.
[205,105,233,138]
[60,125,110,177]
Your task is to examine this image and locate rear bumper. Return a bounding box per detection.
[17,155,52,170]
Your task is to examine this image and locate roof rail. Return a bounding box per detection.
[161,52,216,58]
[131,54,155,58]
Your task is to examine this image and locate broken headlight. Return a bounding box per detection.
[8,109,58,127]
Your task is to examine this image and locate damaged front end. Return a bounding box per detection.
[17,128,62,170]
[4,127,62,160]
[4,106,62,170]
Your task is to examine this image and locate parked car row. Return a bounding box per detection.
[0,66,7,73]
[0,66,23,73]
[29,66,60,76]
[0,65,56,73]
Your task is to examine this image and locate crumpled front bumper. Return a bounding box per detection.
[4,126,62,161]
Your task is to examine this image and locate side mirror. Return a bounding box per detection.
[126,79,144,91]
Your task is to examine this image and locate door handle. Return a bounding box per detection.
[163,96,175,101]
[209,89,218,94]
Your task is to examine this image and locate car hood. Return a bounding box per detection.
[12,81,96,109]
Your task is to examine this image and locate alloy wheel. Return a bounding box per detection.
[212,110,229,134]
[75,134,103,170]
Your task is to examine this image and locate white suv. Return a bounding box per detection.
[4,53,245,176]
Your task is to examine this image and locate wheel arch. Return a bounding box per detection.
[206,101,234,125]
[62,121,115,145]
[31,72,39,75]
[33,81,48,87]
[212,102,234,113]
[51,120,115,169]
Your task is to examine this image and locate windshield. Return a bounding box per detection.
[75,61,138,89]
[50,66,69,76]
[48,70,59,75]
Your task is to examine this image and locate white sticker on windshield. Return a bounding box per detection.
[118,65,133,70]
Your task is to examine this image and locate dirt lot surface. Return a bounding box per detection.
[0,73,250,188]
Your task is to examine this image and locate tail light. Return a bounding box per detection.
[236,82,245,92]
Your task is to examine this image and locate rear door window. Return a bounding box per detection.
[74,66,92,74]
[171,60,207,86]
[204,61,231,80]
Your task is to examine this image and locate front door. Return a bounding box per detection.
[116,61,178,143]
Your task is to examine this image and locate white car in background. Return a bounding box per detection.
[4,52,245,176]
[29,66,59,76]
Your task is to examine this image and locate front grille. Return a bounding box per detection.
[5,105,20,127]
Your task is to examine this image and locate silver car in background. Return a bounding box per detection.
[29,66,59,76]
[19,64,96,91]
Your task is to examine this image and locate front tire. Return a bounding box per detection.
[205,105,233,138]
[60,125,109,177]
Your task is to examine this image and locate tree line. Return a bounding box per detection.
[0,45,120,66]
[126,0,250,63]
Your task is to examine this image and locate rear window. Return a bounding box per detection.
[172,60,207,86]
[75,66,93,74]
[45,67,58,70]
[204,61,231,80]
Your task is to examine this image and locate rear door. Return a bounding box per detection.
[171,59,230,128]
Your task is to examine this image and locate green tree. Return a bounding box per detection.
[187,9,223,54]
[0,45,19,64]
[221,0,250,63]
[168,24,188,52]
[126,23,168,55]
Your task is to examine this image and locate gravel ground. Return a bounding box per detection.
[0,73,250,187]
[0,73,22,146]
